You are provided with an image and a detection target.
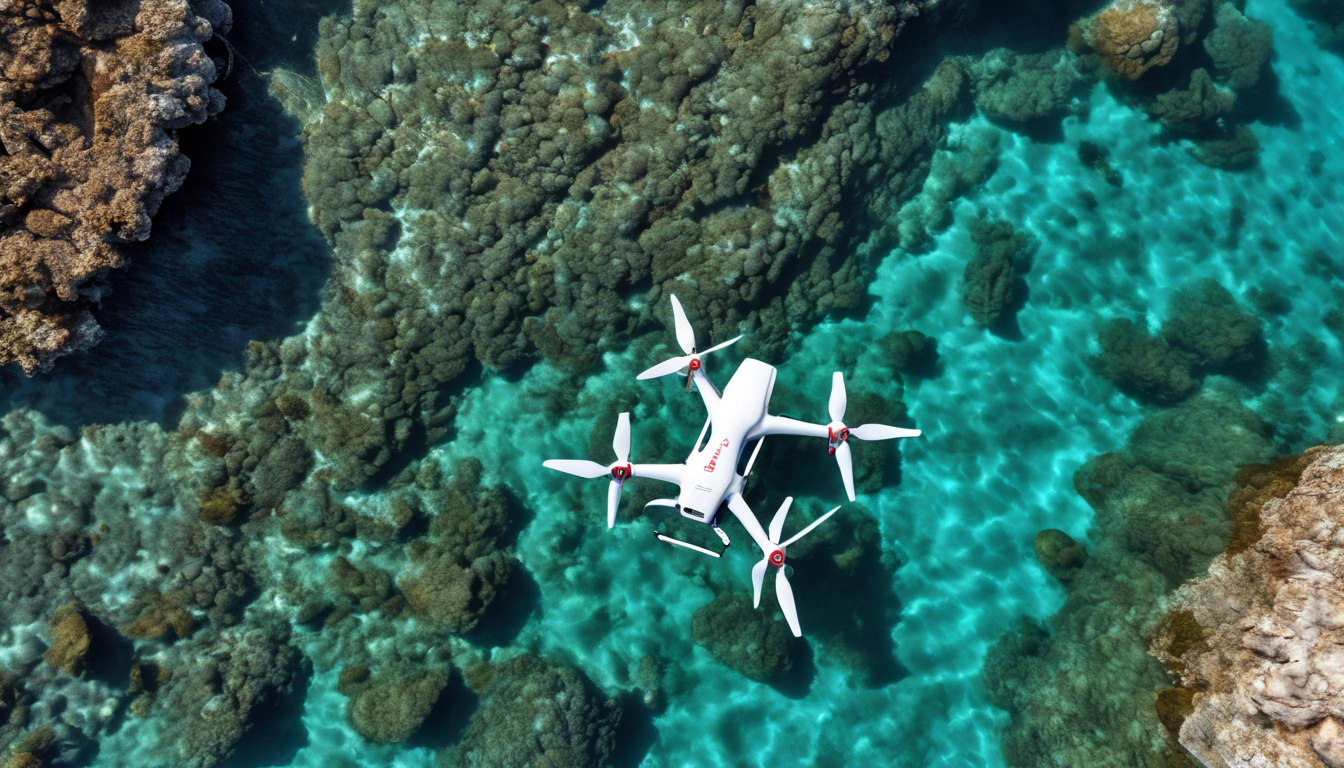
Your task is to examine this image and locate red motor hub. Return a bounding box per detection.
[769,549,785,567]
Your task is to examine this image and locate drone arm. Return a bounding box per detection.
[747,414,830,442]
[691,368,722,412]
[726,493,772,553]
[631,464,686,485]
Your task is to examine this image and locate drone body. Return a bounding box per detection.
[544,295,921,637]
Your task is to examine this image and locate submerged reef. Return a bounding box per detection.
[985,387,1278,768]
[442,654,623,768]
[1151,446,1344,768]
[255,0,964,487]
[0,0,232,374]
[1094,279,1265,405]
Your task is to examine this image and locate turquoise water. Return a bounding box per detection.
[1,1,1342,767]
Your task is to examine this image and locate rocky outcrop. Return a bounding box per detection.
[0,0,231,374]
[1151,446,1344,768]
[1081,0,1180,80]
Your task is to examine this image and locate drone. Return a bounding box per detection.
[544,294,920,637]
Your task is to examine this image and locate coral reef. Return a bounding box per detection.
[340,665,449,744]
[398,459,520,634]
[964,49,1086,124]
[148,625,305,768]
[1143,69,1236,133]
[1034,529,1087,582]
[0,0,232,374]
[960,214,1033,330]
[41,603,90,677]
[441,654,622,768]
[1190,125,1261,170]
[1203,2,1273,91]
[1151,446,1344,768]
[249,0,962,487]
[1094,280,1264,404]
[691,593,795,684]
[985,387,1277,768]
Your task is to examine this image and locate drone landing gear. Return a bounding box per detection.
[654,524,731,558]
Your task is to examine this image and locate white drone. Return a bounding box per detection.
[544,295,920,637]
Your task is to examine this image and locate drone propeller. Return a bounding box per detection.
[824,372,922,502]
[746,496,841,637]
[636,294,741,382]
[543,412,634,529]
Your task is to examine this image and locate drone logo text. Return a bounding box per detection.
[703,438,730,473]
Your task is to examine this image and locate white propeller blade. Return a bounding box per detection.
[606,478,622,529]
[751,558,769,609]
[634,335,742,381]
[776,569,801,637]
[613,412,630,463]
[829,372,847,423]
[768,496,793,544]
[636,357,690,381]
[850,424,922,440]
[669,294,696,354]
[543,459,609,478]
[780,505,841,548]
[544,412,635,530]
[835,440,856,502]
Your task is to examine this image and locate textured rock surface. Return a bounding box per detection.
[0,0,232,374]
[255,0,963,487]
[441,654,622,768]
[1084,0,1180,80]
[1151,445,1344,768]
[985,388,1278,768]
[691,593,794,683]
[340,665,448,744]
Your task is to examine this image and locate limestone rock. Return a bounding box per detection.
[1151,446,1344,768]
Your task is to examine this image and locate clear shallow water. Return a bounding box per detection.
[4,1,1344,767]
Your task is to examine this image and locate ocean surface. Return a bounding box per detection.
[1,1,1341,767]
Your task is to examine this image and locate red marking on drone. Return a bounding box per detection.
[827,426,849,455]
[769,550,785,567]
[611,464,632,481]
[703,438,730,473]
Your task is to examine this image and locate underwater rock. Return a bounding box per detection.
[1191,125,1261,170]
[41,603,90,677]
[691,593,794,684]
[264,0,961,487]
[1095,280,1265,405]
[965,48,1086,124]
[1161,280,1266,375]
[1143,69,1237,134]
[1203,2,1273,91]
[0,0,232,374]
[1151,446,1344,768]
[1081,0,1180,81]
[877,329,937,379]
[986,387,1278,768]
[341,665,449,744]
[1033,529,1086,582]
[149,625,304,768]
[1095,321,1199,405]
[960,214,1032,330]
[442,654,621,768]
[397,458,520,634]
[1078,140,1124,187]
